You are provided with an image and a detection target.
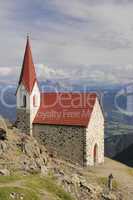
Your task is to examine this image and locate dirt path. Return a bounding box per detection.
[91,158,133,200]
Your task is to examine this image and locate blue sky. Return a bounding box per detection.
[1,0,133,85]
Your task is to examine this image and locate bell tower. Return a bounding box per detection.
[16,36,40,135]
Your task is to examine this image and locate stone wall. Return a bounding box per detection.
[33,124,86,166]
[16,109,30,134]
[85,98,104,166]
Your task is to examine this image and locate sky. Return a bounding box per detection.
[1,0,133,85]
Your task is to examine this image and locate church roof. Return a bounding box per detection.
[33,92,97,127]
[18,36,37,94]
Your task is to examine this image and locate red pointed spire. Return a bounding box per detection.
[19,35,37,94]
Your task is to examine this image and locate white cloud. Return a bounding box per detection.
[36,63,133,86]
[0,67,14,76]
[0,63,133,86]
[0,0,133,86]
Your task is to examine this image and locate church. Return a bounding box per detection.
[16,36,104,166]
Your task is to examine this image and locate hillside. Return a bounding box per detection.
[105,133,133,158]
[0,117,132,199]
[114,143,133,167]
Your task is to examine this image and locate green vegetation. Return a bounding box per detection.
[15,148,23,156]
[24,175,74,200]
[0,174,75,200]
[97,176,118,190]
[0,175,21,184]
[112,180,118,189]
[0,187,39,200]
[127,168,133,176]
[97,177,107,186]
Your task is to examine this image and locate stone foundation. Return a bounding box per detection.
[16,109,30,134]
[33,124,86,166]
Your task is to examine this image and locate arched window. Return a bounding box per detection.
[93,144,98,164]
[23,95,26,107]
[33,95,37,107]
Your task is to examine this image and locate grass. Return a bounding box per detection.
[97,177,107,186]
[0,174,75,200]
[24,175,75,200]
[112,180,118,189]
[0,187,39,200]
[15,148,23,156]
[97,177,118,190]
[0,175,21,184]
[127,168,133,176]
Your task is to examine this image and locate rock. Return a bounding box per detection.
[0,169,10,176]
[24,139,42,158]
[0,141,7,155]
[21,158,39,173]
[0,128,7,140]
[41,165,48,176]
[63,176,73,185]
[5,119,13,129]
[41,151,49,165]
[71,174,80,185]
[79,181,95,194]
[36,157,44,167]
[21,160,30,171]
[10,192,16,199]
[10,192,24,199]
[102,193,117,200]
[29,160,39,173]
[24,142,37,157]
[0,141,7,153]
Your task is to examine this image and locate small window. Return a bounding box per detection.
[23,95,26,107]
[33,95,37,107]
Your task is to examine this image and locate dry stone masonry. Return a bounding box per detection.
[33,124,86,166]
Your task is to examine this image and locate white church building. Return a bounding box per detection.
[16,36,104,166]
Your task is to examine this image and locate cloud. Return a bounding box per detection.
[0,62,133,86]
[0,0,133,86]
[0,67,15,76]
[36,63,133,86]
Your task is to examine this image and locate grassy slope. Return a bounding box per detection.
[0,174,75,200]
[0,187,38,200]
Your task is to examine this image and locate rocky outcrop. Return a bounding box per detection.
[0,119,124,200]
[0,169,10,176]
[52,168,120,200]
[0,128,7,140]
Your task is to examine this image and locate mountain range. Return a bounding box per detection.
[0,80,132,135]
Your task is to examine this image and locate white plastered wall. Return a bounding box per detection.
[16,82,40,135]
[85,98,104,166]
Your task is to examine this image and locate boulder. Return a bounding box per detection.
[36,157,45,168]
[102,193,117,200]
[0,141,7,153]
[0,128,7,140]
[5,119,13,129]
[0,169,10,176]
[79,181,95,194]
[24,140,41,158]
[41,165,48,176]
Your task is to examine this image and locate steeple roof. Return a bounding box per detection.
[19,36,37,94]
